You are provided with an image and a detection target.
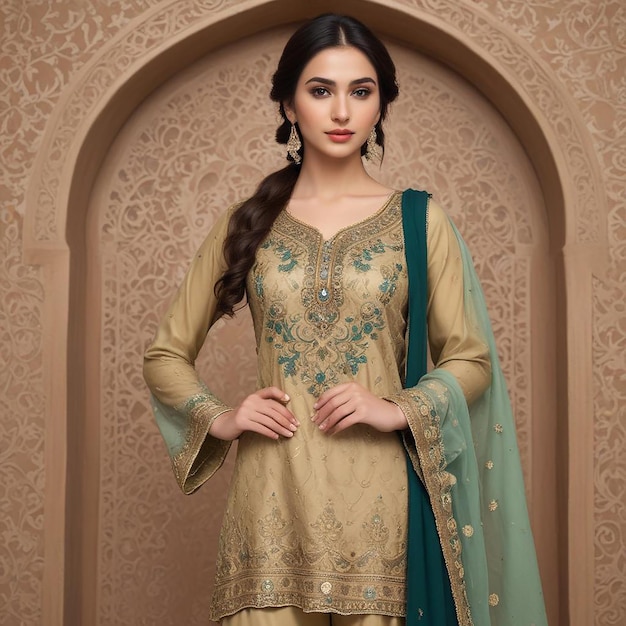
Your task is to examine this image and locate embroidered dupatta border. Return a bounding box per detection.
[394,393,473,626]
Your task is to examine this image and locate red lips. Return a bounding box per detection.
[326,129,354,143]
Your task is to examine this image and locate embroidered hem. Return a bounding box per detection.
[209,571,406,621]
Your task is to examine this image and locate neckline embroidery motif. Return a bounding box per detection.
[273,192,403,339]
[282,190,400,244]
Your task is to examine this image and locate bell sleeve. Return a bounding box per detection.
[143,207,235,494]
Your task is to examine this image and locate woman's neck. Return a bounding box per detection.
[292,152,385,200]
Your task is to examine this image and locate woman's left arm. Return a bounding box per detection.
[420,200,491,404]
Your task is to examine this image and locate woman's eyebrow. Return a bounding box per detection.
[304,76,377,86]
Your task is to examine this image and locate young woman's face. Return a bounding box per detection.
[286,46,381,163]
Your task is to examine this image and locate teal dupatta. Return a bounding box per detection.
[402,189,458,625]
[401,189,548,626]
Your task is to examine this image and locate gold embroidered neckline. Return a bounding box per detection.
[282,190,401,243]
[266,191,403,347]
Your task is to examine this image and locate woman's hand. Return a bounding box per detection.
[312,382,407,435]
[209,387,298,441]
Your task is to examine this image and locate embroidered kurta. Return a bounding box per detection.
[143,191,490,621]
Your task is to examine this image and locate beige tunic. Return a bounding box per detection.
[143,191,490,620]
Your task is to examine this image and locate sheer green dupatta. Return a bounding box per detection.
[401,189,547,626]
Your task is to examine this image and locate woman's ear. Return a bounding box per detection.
[283,100,296,124]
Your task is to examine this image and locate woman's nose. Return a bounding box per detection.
[331,96,350,123]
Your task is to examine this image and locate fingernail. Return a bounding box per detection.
[283,394,290,401]
[319,423,326,430]
[313,402,319,409]
[289,424,297,431]
[311,412,317,421]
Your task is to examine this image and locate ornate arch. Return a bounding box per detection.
[23,1,607,625]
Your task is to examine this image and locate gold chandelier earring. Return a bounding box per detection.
[287,123,302,164]
[365,127,381,162]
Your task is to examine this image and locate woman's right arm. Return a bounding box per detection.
[143,208,235,494]
[144,207,297,494]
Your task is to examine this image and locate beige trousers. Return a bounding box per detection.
[222,607,405,625]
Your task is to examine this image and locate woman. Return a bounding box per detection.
[143,14,547,626]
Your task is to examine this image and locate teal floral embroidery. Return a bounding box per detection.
[278,352,299,377]
[341,308,386,375]
[378,263,404,303]
[260,239,302,290]
[347,315,384,342]
[254,273,264,298]
[265,305,302,377]
[345,352,368,375]
[261,239,300,271]
[278,250,297,272]
[305,367,340,396]
[306,307,339,328]
[262,240,298,272]
[352,241,387,271]
[351,240,402,272]
[266,315,296,343]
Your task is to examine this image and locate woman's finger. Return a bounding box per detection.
[259,404,299,431]
[234,406,294,438]
[256,386,291,403]
[255,388,297,424]
[326,412,360,436]
[244,419,282,440]
[252,411,297,437]
[313,390,351,424]
[314,383,349,411]
[317,400,355,431]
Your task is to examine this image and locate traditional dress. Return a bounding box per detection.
[143,190,547,626]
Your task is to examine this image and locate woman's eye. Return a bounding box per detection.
[311,87,330,97]
[353,88,370,98]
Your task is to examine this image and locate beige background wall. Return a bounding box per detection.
[1,1,623,625]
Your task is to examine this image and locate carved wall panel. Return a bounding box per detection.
[471,3,626,623]
[0,211,45,624]
[1,3,171,623]
[88,26,546,624]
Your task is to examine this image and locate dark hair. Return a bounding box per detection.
[214,14,399,316]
